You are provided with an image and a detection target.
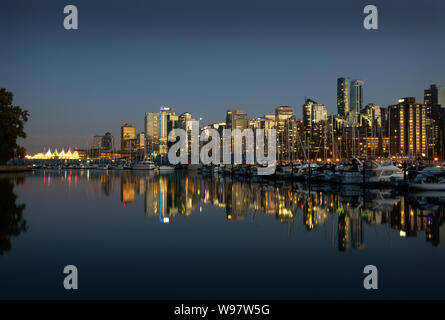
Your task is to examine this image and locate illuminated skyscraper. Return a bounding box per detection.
[225,109,249,162]
[275,106,293,123]
[337,77,350,117]
[275,106,295,162]
[179,112,200,163]
[144,112,160,157]
[389,97,427,158]
[136,132,145,151]
[350,79,364,116]
[166,113,180,152]
[226,109,248,130]
[159,106,175,156]
[424,84,445,159]
[424,84,445,108]
[120,124,136,152]
[302,99,327,159]
[303,98,327,126]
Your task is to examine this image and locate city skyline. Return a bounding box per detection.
[2,0,445,153]
[22,79,445,161]
[4,0,445,305]
[12,76,445,154]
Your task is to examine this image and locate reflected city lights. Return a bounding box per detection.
[32,170,445,250]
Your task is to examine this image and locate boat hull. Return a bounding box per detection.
[410,183,445,191]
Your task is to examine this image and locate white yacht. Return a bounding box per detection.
[132,160,155,170]
[159,165,175,172]
[250,164,275,177]
[411,174,445,191]
[366,161,404,183]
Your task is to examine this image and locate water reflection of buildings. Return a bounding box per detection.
[37,170,445,250]
[143,174,200,221]
[121,174,445,249]
[121,174,136,203]
[390,196,445,247]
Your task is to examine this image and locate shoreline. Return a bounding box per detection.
[0,165,31,173]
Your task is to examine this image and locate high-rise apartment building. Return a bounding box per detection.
[303,98,327,127]
[275,106,296,162]
[389,97,427,158]
[337,77,364,122]
[424,84,445,159]
[179,112,199,163]
[159,106,175,156]
[136,132,145,150]
[337,77,350,117]
[302,99,328,160]
[144,112,160,157]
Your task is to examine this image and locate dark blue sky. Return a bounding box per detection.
[1,0,445,153]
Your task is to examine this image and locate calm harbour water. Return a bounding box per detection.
[1,169,444,299]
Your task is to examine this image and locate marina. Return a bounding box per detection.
[11,157,445,190]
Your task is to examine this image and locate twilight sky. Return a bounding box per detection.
[1,0,445,153]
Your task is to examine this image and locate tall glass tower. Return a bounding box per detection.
[337,77,350,117]
[350,80,364,115]
[159,106,175,156]
[144,112,160,157]
[424,84,445,108]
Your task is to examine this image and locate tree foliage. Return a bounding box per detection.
[0,88,29,164]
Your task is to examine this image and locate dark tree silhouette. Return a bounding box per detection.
[17,146,27,159]
[0,178,27,255]
[0,88,29,165]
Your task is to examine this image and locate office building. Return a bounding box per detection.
[145,112,160,157]
[121,124,136,152]
[226,109,248,131]
[424,84,445,108]
[350,79,364,117]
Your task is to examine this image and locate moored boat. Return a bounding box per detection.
[275,164,292,178]
[410,174,445,191]
[159,165,175,172]
[132,160,155,170]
